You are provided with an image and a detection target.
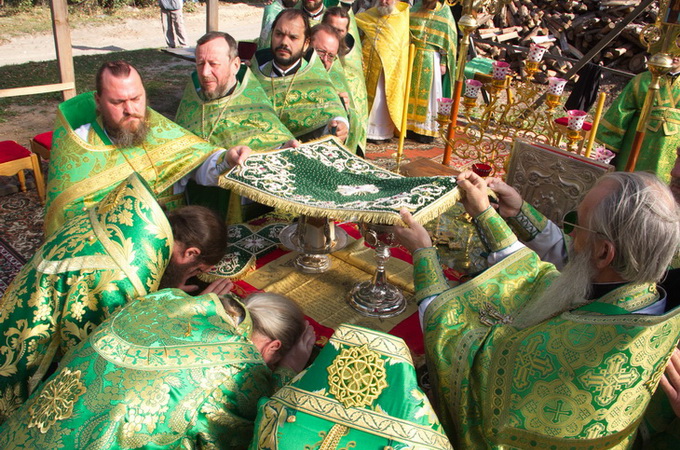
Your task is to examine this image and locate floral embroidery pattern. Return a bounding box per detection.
[336,184,380,196]
[221,137,459,224]
[28,368,87,433]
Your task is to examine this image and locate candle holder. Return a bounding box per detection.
[347,222,406,318]
[279,215,349,273]
[525,43,547,79]
[463,79,483,108]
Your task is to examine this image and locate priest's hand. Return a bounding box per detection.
[200,278,234,296]
[487,178,523,218]
[279,321,316,373]
[330,119,349,143]
[394,208,432,253]
[440,64,447,75]
[338,91,350,111]
[282,139,300,149]
[226,145,251,167]
[457,171,490,218]
[660,348,680,419]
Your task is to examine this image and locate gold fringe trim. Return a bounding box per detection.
[218,180,461,227]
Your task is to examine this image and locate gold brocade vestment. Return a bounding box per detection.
[356,2,410,133]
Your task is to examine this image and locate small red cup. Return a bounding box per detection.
[471,163,493,178]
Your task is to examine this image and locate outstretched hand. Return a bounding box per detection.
[226,145,252,168]
[487,177,523,218]
[660,348,680,419]
[200,278,234,296]
[457,171,490,217]
[393,208,432,254]
[279,321,316,373]
[282,139,301,149]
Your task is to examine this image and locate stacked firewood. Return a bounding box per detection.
[473,0,657,80]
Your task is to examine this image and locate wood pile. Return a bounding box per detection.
[473,0,657,81]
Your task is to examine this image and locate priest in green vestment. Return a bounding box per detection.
[407,0,456,142]
[249,324,453,449]
[0,289,315,449]
[0,173,230,424]
[310,24,363,155]
[394,170,680,448]
[45,60,251,236]
[253,9,350,144]
[323,6,368,154]
[176,32,295,153]
[175,32,297,221]
[596,58,680,184]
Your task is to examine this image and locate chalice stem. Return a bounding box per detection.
[372,245,390,286]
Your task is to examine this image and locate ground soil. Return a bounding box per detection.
[0,3,629,150]
[0,3,264,145]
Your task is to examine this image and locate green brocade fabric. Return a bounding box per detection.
[175,66,294,152]
[258,0,284,48]
[45,91,221,236]
[407,2,457,137]
[0,173,172,424]
[416,238,680,447]
[199,223,287,281]
[340,32,368,153]
[252,50,348,140]
[328,59,361,154]
[596,71,680,183]
[218,136,461,225]
[0,289,275,449]
[249,324,453,449]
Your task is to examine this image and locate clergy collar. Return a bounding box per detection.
[587,281,627,300]
[303,5,324,20]
[271,59,302,77]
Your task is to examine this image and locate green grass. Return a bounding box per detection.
[0,48,194,122]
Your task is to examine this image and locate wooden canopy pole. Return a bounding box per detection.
[206,0,218,33]
[50,0,76,100]
[443,14,478,167]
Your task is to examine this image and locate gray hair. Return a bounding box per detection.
[196,31,238,60]
[588,172,680,283]
[244,292,305,356]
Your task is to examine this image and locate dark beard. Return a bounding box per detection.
[103,112,150,148]
[158,260,193,290]
[273,46,305,70]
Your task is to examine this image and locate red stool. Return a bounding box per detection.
[0,140,45,203]
[30,131,53,160]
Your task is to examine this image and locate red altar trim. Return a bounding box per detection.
[232,221,461,356]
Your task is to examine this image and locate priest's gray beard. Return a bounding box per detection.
[377,4,395,16]
[513,243,596,329]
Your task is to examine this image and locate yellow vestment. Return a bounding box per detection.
[356,2,410,133]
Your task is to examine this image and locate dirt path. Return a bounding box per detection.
[0,4,264,146]
[0,3,263,67]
